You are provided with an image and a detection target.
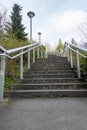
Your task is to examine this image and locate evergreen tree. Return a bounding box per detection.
[10,3,27,40]
[56,39,64,51]
[55,39,64,56]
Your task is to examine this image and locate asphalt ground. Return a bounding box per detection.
[0,98,87,130]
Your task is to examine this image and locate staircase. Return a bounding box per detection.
[5,55,87,98]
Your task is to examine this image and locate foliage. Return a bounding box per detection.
[0,33,29,50]
[56,39,64,51]
[0,7,7,46]
[71,38,77,45]
[80,59,87,78]
[80,52,87,78]
[55,39,64,56]
[10,3,27,40]
[0,4,47,91]
[5,77,13,91]
[40,45,46,51]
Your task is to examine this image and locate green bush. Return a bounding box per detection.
[5,77,13,91]
[80,57,87,78]
[1,38,29,90]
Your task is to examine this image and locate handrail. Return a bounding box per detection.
[0,42,40,54]
[0,42,47,101]
[65,42,87,53]
[63,42,87,78]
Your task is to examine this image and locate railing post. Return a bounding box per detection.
[76,49,81,78]
[37,47,39,59]
[33,48,35,63]
[42,51,44,59]
[70,49,73,68]
[20,50,23,79]
[41,50,43,59]
[28,51,30,69]
[67,48,70,61]
[44,52,45,58]
[64,47,67,57]
[0,54,6,101]
[46,50,48,58]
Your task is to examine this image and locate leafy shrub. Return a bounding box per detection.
[80,57,87,78]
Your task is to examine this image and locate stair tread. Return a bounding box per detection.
[14,83,87,85]
[20,78,84,80]
[24,73,75,75]
[6,89,87,92]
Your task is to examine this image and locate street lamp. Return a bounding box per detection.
[38,32,43,58]
[38,32,41,44]
[27,11,35,44]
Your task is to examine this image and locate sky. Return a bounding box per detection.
[0,0,87,50]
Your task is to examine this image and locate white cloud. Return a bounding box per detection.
[49,10,87,32]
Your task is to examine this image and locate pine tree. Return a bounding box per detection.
[10,3,27,40]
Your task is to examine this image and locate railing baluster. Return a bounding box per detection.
[70,50,73,68]
[67,48,70,61]
[76,49,81,78]
[28,51,30,69]
[37,47,39,59]
[41,50,43,59]
[0,54,6,101]
[44,52,45,58]
[46,51,48,58]
[20,50,23,79]
[33,48,35,63]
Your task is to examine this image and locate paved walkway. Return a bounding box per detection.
[0,98,87,130]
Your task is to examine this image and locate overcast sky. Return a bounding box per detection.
[0,0,87,49]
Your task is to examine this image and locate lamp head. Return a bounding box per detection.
[27,11,35,18]
[38,32,41,35]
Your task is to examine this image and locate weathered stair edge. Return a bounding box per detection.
[4,89,87,98]
[11,83,87,90]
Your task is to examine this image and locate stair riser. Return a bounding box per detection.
[31,66,71,69]
[18,79,84,83]
[12,84,87,90]
[31,63,71,65]
[23,74,75,78]
[23,72,75,75]
[26,70,75,73]
[5,91,87,98]
[24,70,74,74]
[37,60,69,61]
[30,68,76,71]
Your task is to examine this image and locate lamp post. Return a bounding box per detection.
[27,11,35,44]
[38,32,41,44]
[27,11,35,64]
[37,32,41,59]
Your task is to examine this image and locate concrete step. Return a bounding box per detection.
[45,56,67,59]
[29,68,76,71]
[34,61,69,63]
[12,83,87,90]
[31,65,71,68]
[31,66,71,69]
[32,62,70,65]
[24,70,75,75]
[23,74,76,78]
[18,78,85,84]
[5,89,87,98]
[5,55,87,98]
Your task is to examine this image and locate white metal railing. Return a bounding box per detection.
[0,42,47,101]
[63,42,87,78]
